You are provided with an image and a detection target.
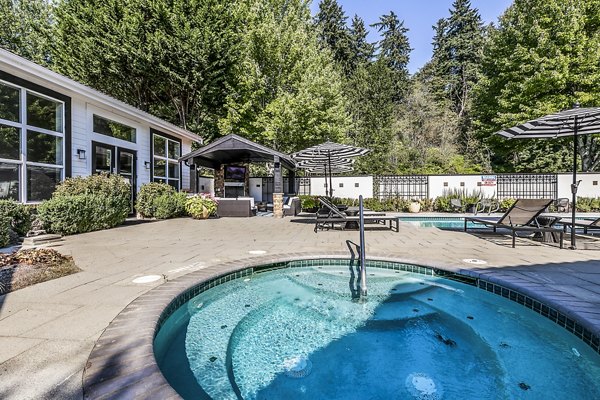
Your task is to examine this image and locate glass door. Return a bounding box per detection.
[117,148,136,212]
[92,142,136,213]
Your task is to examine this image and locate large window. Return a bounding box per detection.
[93,114,136,143]
[0,80,65,202]
[152,132,180,189]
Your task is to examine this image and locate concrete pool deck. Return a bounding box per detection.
[1,214,600,399]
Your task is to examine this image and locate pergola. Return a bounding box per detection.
[179,133,296,199]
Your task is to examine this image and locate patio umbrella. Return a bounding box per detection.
[292,142,370,197]
[496,104,600,249]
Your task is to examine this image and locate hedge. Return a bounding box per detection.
[37,174,130,235]
[136,183,186,219]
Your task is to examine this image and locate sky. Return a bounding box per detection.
[310,0,514,74]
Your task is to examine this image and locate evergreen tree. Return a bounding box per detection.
[348,15,374,71]
[0,0,55,65]
[53,0,242,138]
[473,0,600,172]
[371,12,411,103]
[314,0,353,76]
[218,0,349,153]
[346,60,395,174]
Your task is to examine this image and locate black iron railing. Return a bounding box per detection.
[373,175,429,200]
[496,173,557,199]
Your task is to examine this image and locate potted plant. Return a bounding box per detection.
[408,198,421,213]
[185,193,218,219]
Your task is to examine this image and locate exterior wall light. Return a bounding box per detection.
[76,149,86,160]
[144,161,151,169]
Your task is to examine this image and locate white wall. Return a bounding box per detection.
[198,176,214,195]
[429,175,498,199]
[309,176,373,199]
[558,173,600,198]
[249,177,262,201]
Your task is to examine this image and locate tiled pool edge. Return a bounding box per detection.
[82,252,600,399]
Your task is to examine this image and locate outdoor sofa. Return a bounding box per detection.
[216,197,255,217]
[464,198,564,248]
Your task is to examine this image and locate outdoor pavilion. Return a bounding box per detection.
[179,134,297,216]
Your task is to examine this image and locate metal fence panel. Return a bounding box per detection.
[374,175,429,200]
[260,177,306,202]
[496,174,557,199]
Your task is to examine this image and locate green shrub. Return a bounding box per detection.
[0,200,33,236]
[37,174,130,235]
[299,195,319,210]
[499,198,516,212]
[185,194,218,219]
[0,215,10,248]
[136,182,178,218]
[153,192,188,219]
[576,197,600,212]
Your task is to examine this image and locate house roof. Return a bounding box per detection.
[0,49,202,144]
[179,134,296,170]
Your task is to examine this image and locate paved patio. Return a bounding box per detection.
[1,215,600,399]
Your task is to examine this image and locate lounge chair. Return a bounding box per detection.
[554,198,570,213]
[450,199,464,213]
[464,199,563,248]
[315,197,398,233]
[561,217,600,234]
[474,198,500,215]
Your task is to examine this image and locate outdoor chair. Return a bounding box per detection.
[464,198,563,248]
[450,198,464,213]
[561,217,600,235]
[314,197,398,233]
[474,199,500,215]
[554,198,570,213]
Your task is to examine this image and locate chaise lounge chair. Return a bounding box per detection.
[464,198,563,248]
[561,217,600,234]
[314,197,398,233]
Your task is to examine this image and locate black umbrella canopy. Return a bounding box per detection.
[495,105,600,249]
[291,142,370,197]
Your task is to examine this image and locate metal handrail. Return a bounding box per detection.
[359,195,367,298]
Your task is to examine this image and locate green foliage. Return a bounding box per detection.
[136,182,184,219]
[499,198,516,212]
[0,200,33,237]
[0,0,54,65]
[185,194,218,219]
[473,0,600,173]
[0,215,10,248]
[38,174,130,235]
[575,197,600,212]
[315,0,353,76]
[434,189,482,212]
[348,15,375,70]
[38,194,129,235]
[153,192,188,220]
[299,195,319,211]
[347,61,396,174]
[371,11,411,102]
[54,0,242,139]
[218,0,350,153]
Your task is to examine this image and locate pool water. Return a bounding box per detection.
[154,265,600,400]
[399,216,493,230]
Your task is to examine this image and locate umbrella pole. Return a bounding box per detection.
[570,116,578,249]
[328,152,333,198]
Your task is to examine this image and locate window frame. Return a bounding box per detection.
[92,114,137,143]
[0,74,70,203]
[150,129,181,190]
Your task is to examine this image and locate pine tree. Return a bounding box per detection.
[314,0,353,76]
[348,15,374,71]
[371,12,411,103]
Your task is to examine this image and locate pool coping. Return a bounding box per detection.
[81,252,600,399]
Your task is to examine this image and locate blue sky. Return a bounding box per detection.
[310,0,513,74]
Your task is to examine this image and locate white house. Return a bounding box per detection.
[0,49,202,203]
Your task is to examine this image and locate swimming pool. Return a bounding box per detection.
[154,261,600,400]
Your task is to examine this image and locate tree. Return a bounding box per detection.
[218,0,349,153]
[371,11,411,103]
[0,0,55,65]
[348,15,374,71]
[473,0,600,172]
[54,0,242,138]
[346,61,396,174]
[314,0,353,76]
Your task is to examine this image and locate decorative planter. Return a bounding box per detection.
[408,202,421,213]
